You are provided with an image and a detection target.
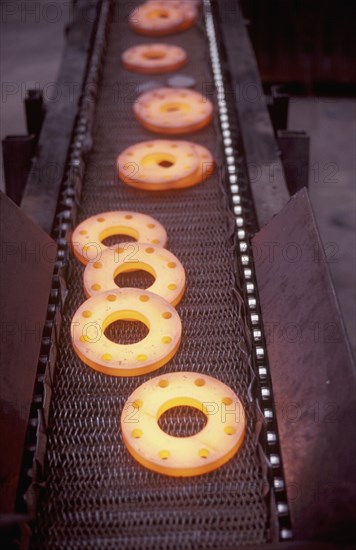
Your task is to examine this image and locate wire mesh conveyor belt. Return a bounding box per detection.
[33,1,287,547]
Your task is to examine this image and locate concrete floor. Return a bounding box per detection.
[1,3,355,356]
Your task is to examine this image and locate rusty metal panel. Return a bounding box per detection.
[252,188,356,544]
[0,192,57,513]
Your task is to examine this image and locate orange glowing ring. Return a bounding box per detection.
[121,44,187,74]
[121,372,246,477]
[177,5,198,31]
[145,0,199,31]
[120,140,214,191]
[183,142,215,183]
[134,88,213,135]
[83,243,186,306]
[71,211,168,265]
[117,140,200,190]
[71,288,182,377]
[129,3,184,37]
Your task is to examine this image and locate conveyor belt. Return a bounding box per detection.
[34,1,277,547]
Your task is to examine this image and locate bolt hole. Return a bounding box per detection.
[91,284,101,292]
[224,426,236,435]
[158,160,174,168]
[162,312,172,319]
[199,448,210,459]
[159,450,170,460]
[222,397,233,406]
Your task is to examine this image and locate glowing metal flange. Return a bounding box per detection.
[118,140,199,187]
[118,140,214,191]
[145,0,199,32]
[134,87,213,135]
[122,44,187,74]
[83,242,186,306]
[71,288,182,376]
[121,372,246,476]
[71,211,168,265]
[129,3,184,37]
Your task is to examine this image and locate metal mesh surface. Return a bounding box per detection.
[36,2,270,547]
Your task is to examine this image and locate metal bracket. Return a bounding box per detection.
[2,135,35,205]
[277,130,310,195]
[266,85,290,134]
[24,90,45,147]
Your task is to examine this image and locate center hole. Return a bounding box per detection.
[143,51,165,60]
[142,152,176,169]
[102,234,136,247]
[105,319,148,345]
[115,269,155,290]
[158,406,207,437]
[148,9,169,19]
[158,160,174,168]
[161,102,189,114]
